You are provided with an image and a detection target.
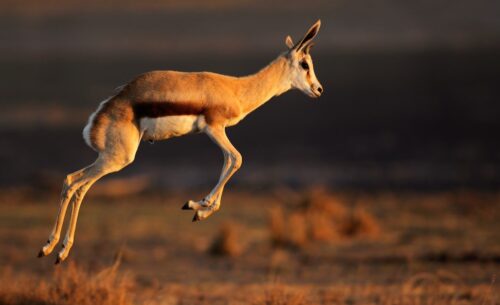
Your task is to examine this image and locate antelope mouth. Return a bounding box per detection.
[309,90,321,98]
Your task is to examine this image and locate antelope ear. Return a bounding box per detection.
[303,42,315,54]
[296,19,321,52]
[285,35,294,49]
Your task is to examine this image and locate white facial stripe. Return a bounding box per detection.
[288,52,321,97]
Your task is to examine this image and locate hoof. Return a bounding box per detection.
[37,250,45,258]
[182,202,192,210]
[192,213,201,222]
[55,257,62,265]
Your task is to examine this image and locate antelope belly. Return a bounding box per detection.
[140,115,205,141]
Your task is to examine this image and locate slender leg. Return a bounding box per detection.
[55,145,139,263]
[56,176,100,263]
[55,156,135,263]
[203,127,242,202]
[185,126,242,221]
[38,165,95,257]
[41,121,141,262]
[183,149,232,211]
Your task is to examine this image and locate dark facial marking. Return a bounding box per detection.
[306,70,313,86]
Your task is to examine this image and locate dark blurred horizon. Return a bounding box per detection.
[2,0,500,55]
[1,0,499,190]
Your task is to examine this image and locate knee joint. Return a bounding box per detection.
[49,235,59,243]
[62,175,72,190]
[231,153,243,170]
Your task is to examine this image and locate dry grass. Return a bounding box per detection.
[254,284,309,305]
[0,256,132,305]
[315,281,495,305]
[269,188,381,248]
[0,189,498,305]
[154,280,496,305]
[208,222,244,257]
[337,207,381,238]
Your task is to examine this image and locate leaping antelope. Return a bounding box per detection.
[38,20,323,263]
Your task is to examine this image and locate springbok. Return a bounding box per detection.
[38,20,323,263]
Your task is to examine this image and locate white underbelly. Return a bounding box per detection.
[140,115,206,141]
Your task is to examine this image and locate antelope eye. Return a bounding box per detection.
[300,61,309,70]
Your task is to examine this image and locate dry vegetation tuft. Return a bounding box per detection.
[208,222,243,257]
[254,284,309,305]
[0,257,133,305]
[337,207,381,238]
[0,189,497,305]
[269,188,381,248]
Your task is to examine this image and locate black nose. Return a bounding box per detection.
[317,86,323,93]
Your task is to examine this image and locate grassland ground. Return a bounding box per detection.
[0,187,498,304]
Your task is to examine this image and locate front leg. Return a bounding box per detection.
[182,149,231,211]
[182,125,242,221]
[191,191,223,221]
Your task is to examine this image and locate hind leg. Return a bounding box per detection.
[39,121,140,261]
[38,165,95,257]
[55,123,141,263]
[55,155,133,263]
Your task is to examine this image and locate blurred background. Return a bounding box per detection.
[0,1,499,304]
[1,0,499,191]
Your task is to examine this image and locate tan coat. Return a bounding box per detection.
[39,20,323,264]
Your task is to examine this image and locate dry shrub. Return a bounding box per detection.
[0,256,132,305]
[287,212,308,248]
[308,211,339,242]
[254,285,309,305]
[402,270,476,303]
[209,222,243,257]
[337,207,381,238]
[269,188,381,248]
[300,188,348,221]
[269,206,287,247]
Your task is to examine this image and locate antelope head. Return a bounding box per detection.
[285,20,323,98]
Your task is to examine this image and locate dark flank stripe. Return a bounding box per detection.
[133,101,205,118]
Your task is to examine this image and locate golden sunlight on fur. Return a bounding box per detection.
[38,20,323,263]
